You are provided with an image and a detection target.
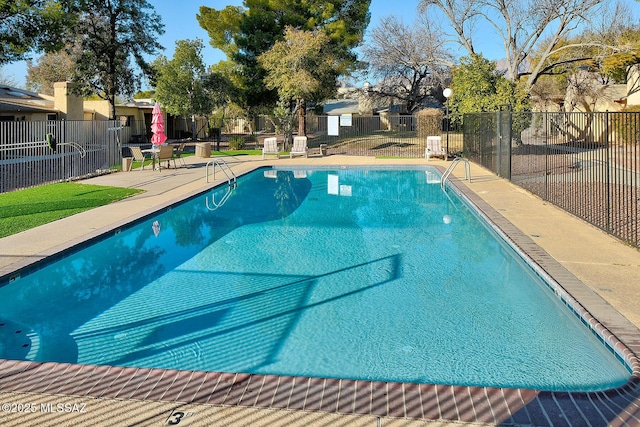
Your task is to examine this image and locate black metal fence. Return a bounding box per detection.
[2,114,461,192]
[125,114,460,157]
[464,111,640,248]
[1,120,125,192]
[235,114,463,157]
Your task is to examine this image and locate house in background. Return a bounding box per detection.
[0,82,156,142]
[1,82,102,121]
[321,83,408,131]
[563,70,628,113]
[0,81,209,142]
[0,85,60,121]
[84,97,156,142]
[618,64,640,108]
[531,65,640,113]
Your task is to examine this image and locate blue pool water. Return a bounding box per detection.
[0,167,631,391]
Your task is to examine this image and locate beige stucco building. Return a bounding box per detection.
[1,82,155,140]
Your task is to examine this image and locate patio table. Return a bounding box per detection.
[142,147,160,170]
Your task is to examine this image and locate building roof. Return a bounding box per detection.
[323,99,360,115]
[0,85,155,117]
[118,98,155,109]
[0,86,57,114]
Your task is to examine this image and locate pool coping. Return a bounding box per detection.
[1,164,640,426]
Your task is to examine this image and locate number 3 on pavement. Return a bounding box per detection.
[165,410,195,425]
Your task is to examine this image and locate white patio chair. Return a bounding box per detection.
[262,137,280,159]
[290,136,308,158]
[425,136,447,161]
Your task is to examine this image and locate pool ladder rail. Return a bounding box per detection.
[206,185,235,211]
[440,157,471,190]
[206,158,237,185]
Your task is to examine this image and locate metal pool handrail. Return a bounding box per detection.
[206,158,237,185]
[205,185,235,211]
[441,157,471,190]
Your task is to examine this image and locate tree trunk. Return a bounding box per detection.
[109,95,116,120]
[298,99,306,136]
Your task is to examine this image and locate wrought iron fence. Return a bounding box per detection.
[1,113,463,192]
[1,120,125,192]
[464,111,640,248]
[244,114,463,157]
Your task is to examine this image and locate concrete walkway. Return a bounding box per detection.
[1,153,639,426]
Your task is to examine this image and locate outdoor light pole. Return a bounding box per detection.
[443,88,452,159]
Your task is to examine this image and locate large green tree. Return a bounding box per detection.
[0,0,70,65]
[259,27,338,139]
[451,54,531,143]
[68,0,164,119]
[450,55,530,114]
[153,39,220,140]
[197,0,371,112]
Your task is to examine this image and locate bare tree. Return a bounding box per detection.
[0,68,18,87]
[26,49,78,95]
[418,0,631,89]
[361,16,453,113]
[564,69,609,113]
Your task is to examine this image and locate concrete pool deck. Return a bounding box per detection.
[0,154,639,426]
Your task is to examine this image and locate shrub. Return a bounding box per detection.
[612,106,640,144]
[228,136,245,150]
[416,108,443,138]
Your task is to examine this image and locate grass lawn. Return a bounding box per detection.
[0,183,143,238]
[211,150,262,156]
[118,150,263,171]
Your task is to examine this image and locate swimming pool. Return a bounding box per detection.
[0,166,631,392]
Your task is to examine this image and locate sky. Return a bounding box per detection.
[2,0,437,89]
[3,0,635,89]
[153,0,434,70]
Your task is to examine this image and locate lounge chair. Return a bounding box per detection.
[425,136,447,161]
[157,145,174,170]
[262,137,280,159]
[129,146,151,171]
[290,136,308,158]
[172,142,187,168]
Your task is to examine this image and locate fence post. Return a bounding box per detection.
[605,111,611,233]
[544,112,549,201]
[496,111,502,177]
[496,109,512,180]
[505,110,512,181]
